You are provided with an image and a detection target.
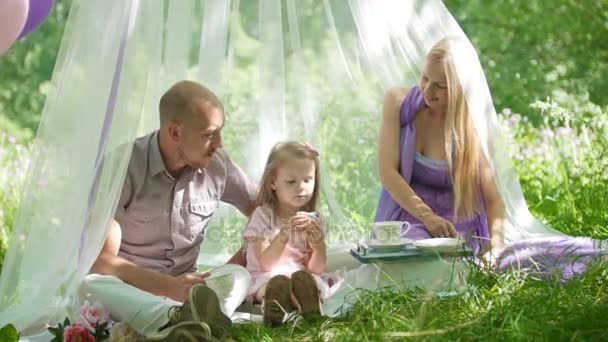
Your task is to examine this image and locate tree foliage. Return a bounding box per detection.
[0,0,71,139]
[445,0,608,120]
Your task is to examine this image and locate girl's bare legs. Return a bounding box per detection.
[255,283,267,303]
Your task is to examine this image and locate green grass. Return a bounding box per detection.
[230,262,608,341]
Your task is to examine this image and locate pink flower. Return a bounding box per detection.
[79,301,111,331]
[64,322,95,342]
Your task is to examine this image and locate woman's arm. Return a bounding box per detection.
[378,87,455,237]
[480,153,505,252]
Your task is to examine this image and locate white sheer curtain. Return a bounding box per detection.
[0,0,561,334]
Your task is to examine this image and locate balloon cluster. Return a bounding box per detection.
[0,0,54,56]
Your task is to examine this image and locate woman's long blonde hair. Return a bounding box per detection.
[256,141,321,215]
[427,39,480,221]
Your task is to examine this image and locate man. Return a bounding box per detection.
[83,81,256,339]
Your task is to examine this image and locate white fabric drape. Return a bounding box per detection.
[0,0,562,333]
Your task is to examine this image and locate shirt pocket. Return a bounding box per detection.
[185,199,219,241]
[122,206,166,245]
[129,207,164,223]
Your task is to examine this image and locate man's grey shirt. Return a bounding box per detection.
[114,131,256,276]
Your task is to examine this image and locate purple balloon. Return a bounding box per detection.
[18,0,54,39]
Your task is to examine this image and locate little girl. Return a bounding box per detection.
[243,141,338,326]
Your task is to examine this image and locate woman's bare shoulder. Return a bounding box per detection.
[383,87,411,114]
[385,86,410,101]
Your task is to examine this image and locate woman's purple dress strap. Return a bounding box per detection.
[374,87,425,222]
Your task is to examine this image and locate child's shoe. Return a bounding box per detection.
[163,285,232,338]
[262,275,293,326]
[291,270,322,318]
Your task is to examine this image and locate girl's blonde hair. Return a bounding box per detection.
[256,141,321,214]
[426,39,480,221]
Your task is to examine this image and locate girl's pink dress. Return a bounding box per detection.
[243,205,343,301]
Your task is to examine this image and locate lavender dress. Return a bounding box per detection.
[374,86,489,253]
[374,87,607,280]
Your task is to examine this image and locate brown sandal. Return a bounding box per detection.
[263,275,292,326]
[291,271,322,318]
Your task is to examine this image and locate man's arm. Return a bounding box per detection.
[90,220,208,302]
[215,151,259,266]
[219,151,258,217]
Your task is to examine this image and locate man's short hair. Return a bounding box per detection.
[159,81,223,124]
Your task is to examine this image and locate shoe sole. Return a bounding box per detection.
[145,321,211,341]
[291,271,322,317]
[263,275,292,327]
[189,285,232,337]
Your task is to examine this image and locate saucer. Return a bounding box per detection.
[365,238,413,252]
[412,238,464,253]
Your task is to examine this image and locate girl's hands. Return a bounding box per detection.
[288,214,310,231]
[305,218,325,249]
[278,215,308,243]
[283,212,324,249]
[294,212,325,249]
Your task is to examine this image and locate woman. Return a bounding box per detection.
[375,38,504,256]
[323,37,605,318]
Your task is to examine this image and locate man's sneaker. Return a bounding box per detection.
[262,275,293,326]
[165,285,232,338]
[291,270,322,318]
[146,321,211,341]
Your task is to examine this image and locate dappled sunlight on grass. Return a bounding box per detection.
[230,261,608,340]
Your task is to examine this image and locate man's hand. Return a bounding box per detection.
[169,272,210,302]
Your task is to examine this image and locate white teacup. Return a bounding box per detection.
[372,221,411,243]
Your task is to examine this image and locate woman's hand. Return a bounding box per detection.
[479,249,501,270]
[479,241,504,269]
[422,214,457,238]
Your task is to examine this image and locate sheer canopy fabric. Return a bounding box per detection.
[0,0,562,332]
